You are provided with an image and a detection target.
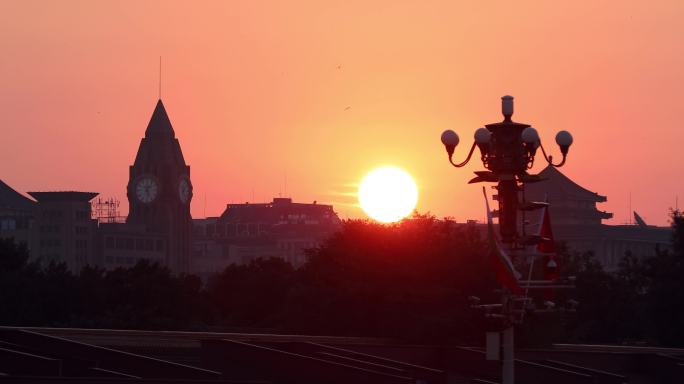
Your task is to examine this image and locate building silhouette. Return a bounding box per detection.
[125,99,193,273]
[89,99,193,273]
[525,165,670,271]
[28,191,99,272]
[525,166,613,226]
[0,184,100,271]
[2,101,669,275]
[0,180,37,253]
[2,99,193,273]
[191,197,341,278]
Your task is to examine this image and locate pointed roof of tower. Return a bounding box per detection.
[145,99,175,137]
[133,99,187,168]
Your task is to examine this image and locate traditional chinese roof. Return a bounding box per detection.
[534,166,607,202]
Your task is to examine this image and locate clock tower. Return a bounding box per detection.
[127,99,193,273]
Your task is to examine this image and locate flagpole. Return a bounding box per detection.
[484,187,518,384]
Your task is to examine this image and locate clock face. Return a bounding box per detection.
[178,178,191,204]
[136,177,158,203]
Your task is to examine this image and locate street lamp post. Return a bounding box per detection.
[440,95,572,245]
[440,96,573,384]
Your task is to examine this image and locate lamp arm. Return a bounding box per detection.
[538,142,567,167]
[449,142,477,168]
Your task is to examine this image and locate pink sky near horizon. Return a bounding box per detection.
[1,1,683,225]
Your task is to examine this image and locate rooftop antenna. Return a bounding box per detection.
[158,56,162,99]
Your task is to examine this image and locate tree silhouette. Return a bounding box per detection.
[1,212,683,346]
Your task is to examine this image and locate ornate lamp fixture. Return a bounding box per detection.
[440,96,573,244]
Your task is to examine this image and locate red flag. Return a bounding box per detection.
[483,188,523,295]
[537,201,560,282]
[537,204,555,253]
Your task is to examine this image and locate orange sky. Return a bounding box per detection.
[1,1,683,225]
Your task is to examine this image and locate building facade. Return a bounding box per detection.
[124,99,193,273]
[525,166,670,271]
[94,222,168,269]
[1,100,193,274]
[0,180,36,252]
[191,197,341,278]
[27,191,99,271]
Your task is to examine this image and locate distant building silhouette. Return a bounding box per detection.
[87,99,194,273]
[525,165,670,271]
[1,100,344,275]
[2,100,195,273]
[124,99,193,273]
[525,166,613,225]
[191,197,341,278]
[7,100,668,275]
[95,222,168,270]
[0,179,37,252]
[27,191,98,271]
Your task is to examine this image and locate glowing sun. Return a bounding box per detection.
[358,167,418,223]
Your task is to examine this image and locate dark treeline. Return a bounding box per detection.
[1,212,682,346]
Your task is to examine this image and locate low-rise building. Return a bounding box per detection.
[0,180,36,252]
[93,222,168,270]
[191,197,341,278]
[28,191,99,272]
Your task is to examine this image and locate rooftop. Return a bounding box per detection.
[27,191,99,202]
[220,197,338,224]
[535,165,608,202]
[0,179,36,211]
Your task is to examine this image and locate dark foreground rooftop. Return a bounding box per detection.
[0,327,681,384]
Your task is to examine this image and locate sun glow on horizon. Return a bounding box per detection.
[358,167,418,223]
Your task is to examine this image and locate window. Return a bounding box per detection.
[156,239,163,251]
[106,237,114,249]
[0,218,16,231]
